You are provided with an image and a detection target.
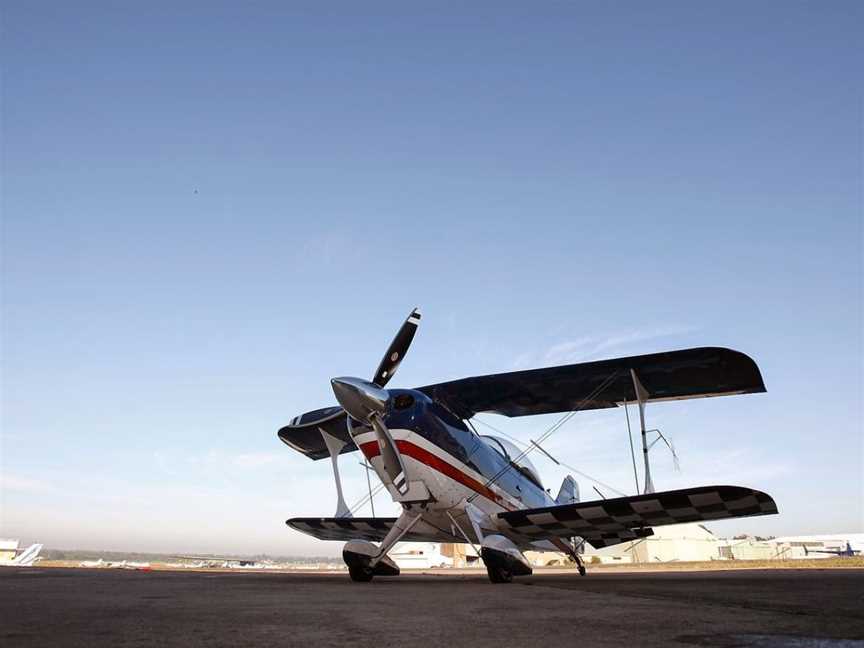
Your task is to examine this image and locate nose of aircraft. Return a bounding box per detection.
[331,377,390,421]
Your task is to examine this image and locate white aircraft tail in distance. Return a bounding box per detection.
[1,543,44,567]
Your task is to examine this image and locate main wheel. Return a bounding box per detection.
[486,565,513,584]
[349,565,374,582]
[578,564,586,576]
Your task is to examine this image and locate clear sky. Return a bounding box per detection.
[1,1,861,556]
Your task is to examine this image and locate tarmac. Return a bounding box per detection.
[1,567,862,647]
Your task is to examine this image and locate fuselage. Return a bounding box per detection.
[348,389,556,543]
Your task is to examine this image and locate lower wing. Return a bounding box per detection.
[287,517,462,543]
[498,485,778,548]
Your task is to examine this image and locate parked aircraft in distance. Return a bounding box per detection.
[805,541,861,557]
[0,543,43,567]
[173,555,269,568]
[279,309,777,583]
[78,559,151,570]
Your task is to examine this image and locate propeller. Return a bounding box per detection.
[330,308,422,495]
[331,307,421,419]
[373,307,421,387]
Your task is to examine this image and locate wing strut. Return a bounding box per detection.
[630,369,680,495]
[319,427,352,518]
[630,369,654,494]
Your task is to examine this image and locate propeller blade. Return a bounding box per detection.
[372,308,421,387]
[369,413,409,494]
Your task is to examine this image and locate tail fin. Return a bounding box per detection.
[11,544,42,566]
[556,476,580,505]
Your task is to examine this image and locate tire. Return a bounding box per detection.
[486,565,500,583]
[486,565,513,584]
[578,564,586,577]
[349,565,374,582]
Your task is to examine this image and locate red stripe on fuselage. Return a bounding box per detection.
[358,439,516,510]
[359,441,378,461]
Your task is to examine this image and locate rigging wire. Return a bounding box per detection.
[472,416,627,497]
[345,369,630,514]
[467,369,623,502]
[347,478,387,516]
[623,399,641,494]
[360,460,376,517]
[471,416,527,446]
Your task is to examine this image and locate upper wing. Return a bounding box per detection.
[277,406,355,460]
[498,485,778,548]
[287,517,462,543]
[417,347,764,418]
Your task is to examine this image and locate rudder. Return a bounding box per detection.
[556,475,580,505]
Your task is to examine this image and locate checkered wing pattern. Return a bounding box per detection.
[499,485,777,549]
[287,517,454,543]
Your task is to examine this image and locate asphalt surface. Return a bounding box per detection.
[1,567,862,647]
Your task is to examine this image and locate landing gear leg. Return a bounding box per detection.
[343,510,423,582]
[555,537,587,576]
[369,509,422,569]
[577,557,587,577]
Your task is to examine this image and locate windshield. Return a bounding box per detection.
[481,435,543,488]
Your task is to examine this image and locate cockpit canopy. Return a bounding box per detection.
[481,435,543,489]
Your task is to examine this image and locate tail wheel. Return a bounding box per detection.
[349,566,374,582]
[486,565,513,584]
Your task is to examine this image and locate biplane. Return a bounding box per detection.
[278,309,777,583]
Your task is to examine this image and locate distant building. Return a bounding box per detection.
[590,523,722,563]
[0,540,19,562]
[439,542,481,567]
[389,542,452,569]
[524,550,571,567]
[391,531,863,569]
[590,528,864,562]
[717,536,779,561]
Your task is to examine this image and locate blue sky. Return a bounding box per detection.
[1,1,861,555]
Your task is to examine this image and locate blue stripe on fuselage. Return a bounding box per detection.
[383,390,553,508]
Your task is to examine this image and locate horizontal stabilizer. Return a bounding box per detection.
[498,485,777,548]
